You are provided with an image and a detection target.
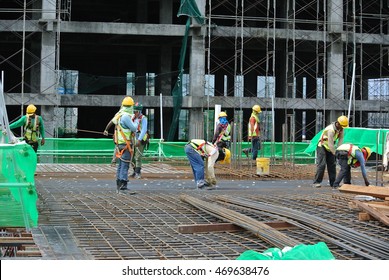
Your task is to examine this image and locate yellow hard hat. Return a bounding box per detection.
[218,112,227,118]
[122,96,134,107]
[363,147,372,160]
[26,104,37,114]
[337,115,349,128]
[252,104,261,113]
[220,148,231,164]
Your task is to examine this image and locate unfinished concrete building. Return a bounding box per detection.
[1,0,389,143]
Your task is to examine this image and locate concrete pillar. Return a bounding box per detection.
[188,0,206,140]
[40,0,57,137]
[327,0,344,125]
[160,0,172,24]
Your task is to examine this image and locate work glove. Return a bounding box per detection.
[41,138,45,146]
[103,130,109,136]
[364,178,370,186]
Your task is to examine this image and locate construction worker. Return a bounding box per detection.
[9,104,45,153]
[243,104,262,160]
[212,111,231,149]
[103,97,135,165]
[332,144,371,189]
[130,102,149,179]
[312,115,349,188]
[184,139,231,189]
[106,96,138,192]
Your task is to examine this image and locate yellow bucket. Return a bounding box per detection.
[256,157,270,175]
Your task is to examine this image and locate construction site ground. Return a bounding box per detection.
[3,160,389,260]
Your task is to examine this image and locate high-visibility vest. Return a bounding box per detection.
[132,114,148,141]
[115,113,133,145]
[189,139,214,157]
[337,143,361,167]
[24,115,40,142]
[318,123,341,151]
[248,113,260,137]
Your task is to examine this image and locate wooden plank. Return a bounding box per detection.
[354,200,389,226]
[178,221,296,234]
[358,212,373,221]
[0,237,35,246]
[339,184,389,199]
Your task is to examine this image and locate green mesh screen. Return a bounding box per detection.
[0,142,38,228]
[304,127,388,155]
[36,138,313,164]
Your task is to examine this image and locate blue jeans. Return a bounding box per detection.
[116,144,132,181]
[251,137,260,160]
[185,144,204,185]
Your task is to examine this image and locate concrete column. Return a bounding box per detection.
[160,0,172,24]
[327,0,344,124]
[40,0,57,137]
[188,0,206,140]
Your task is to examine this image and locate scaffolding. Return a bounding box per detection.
[205,0,389,166]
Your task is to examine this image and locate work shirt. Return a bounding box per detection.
[248,112,260,139]
[9,114,45,142]
[337,144,368,179]
[318,122,344,154]
[116,114,138,145]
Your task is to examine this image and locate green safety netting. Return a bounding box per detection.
[35,138,314,164]
[167,0,204,141]
[0,142,38,228]
[304,127,389,155]
[236,242,335,260]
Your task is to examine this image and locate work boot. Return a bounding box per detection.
[134,167,141,179]
[242,148,249,158]
[119,180,128,190]
[129,169,136,178]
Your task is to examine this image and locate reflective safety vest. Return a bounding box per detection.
[24,115,40,142]
[248,113,260,137]
[115,113,133,145]
[337,143,361,167]
[132,114,148,141]
[216,123,231,143]
[189,139,214,157]
[318,123,341,151]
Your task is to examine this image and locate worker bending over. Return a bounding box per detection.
[185,139,230,189]
[332,144,371,189]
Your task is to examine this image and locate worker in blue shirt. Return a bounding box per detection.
[130,102,149,179]
[112,97,139,192]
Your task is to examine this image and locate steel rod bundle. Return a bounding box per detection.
[216,195,389,259]
[180,194,299,249]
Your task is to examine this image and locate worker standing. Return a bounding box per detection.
[184,139,231,189]
[243,105,262,160]
[9,104,45,153]
[104,98,135,166]
[212,111,231,149]
[312,115,348,188]
[130,102,149,179]
[332,144,371,189]
[108,97,138,192]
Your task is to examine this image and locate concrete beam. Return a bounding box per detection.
[4,93,388,112]
[2,20,389,44]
